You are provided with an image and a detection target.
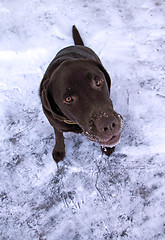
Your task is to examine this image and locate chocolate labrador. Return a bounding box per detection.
[40,26,123,162]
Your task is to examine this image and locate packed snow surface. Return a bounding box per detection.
[0,0,165,239]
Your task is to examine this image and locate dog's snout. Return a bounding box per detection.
[95,115,119,134]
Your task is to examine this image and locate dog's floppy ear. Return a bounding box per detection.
[97,63,111,92]
[41,79,65,122]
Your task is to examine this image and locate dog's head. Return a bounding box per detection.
[44,59,123,147]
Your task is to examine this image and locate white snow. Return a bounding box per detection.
[0,0,165,239]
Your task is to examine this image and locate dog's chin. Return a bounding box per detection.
[85,132,121,148]
[98,133,121,148]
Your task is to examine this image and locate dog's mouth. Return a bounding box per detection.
[84,112,123,148]
[98,132,121,147]
[84,131,121,148]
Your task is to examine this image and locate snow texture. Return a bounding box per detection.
[0,0,165,239]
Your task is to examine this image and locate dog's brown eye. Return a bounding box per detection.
[65,96,74,103]
[95,78,102,87]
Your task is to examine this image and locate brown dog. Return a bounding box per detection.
[40,26,123,162]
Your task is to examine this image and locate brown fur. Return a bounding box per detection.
[40,26,122,162]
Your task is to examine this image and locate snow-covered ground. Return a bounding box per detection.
[0,0,165,239]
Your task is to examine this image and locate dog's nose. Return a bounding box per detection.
[95,115,118,134]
